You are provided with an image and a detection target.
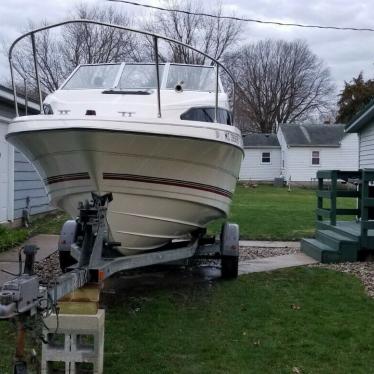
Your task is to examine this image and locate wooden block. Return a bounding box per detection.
[58,283,101,315]
[58,301,98,315]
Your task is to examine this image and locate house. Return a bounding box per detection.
[300,109,374,263]
[345,101,374,168]
[239,133,281,181]
[0,85,53,224]
[240,124,359,183]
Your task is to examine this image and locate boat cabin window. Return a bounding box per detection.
[166,65,217,92]
[118,64,165,89]
[62,64,120,90]
[180,107,232,125]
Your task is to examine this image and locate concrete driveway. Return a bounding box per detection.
[0,234,58,285]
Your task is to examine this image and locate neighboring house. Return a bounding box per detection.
[0,85,53,223]
[346,101,374,168]
[240,133,281,181]
[240,124,359,183]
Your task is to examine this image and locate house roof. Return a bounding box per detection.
[280,124,345,147]
[242,133,280,148]
[0,84,40,113]
[345,100,374,133]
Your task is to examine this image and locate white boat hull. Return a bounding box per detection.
[7,116,243,254]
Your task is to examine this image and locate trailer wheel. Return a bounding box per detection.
[220,222,240,279]
[221,255,239,279]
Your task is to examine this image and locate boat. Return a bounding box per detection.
[6,20,243,255]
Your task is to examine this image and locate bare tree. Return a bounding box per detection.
[145,0,242,64]
[10,4,140,93]
[226,39,335,133]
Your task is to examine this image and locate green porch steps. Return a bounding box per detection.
[301,229,359,263]
[316,221,360,240]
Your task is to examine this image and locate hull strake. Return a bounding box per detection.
[7,120,243,254]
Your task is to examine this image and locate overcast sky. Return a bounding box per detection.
[1,0,374,93]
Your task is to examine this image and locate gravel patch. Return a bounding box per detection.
[34,251,62,285]
[240,246,299,261]
[31,246,301,284]
[314,261,374,298]
[31,246,374,299]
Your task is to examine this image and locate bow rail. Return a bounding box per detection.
[9,19,237,123]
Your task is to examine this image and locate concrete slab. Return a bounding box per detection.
[0,234,59,285]
[0,235,59,262]
[0,262,23,284]
[239,240,300,248]
[239,253,317,275]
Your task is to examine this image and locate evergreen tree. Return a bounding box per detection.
[337,73,374,124]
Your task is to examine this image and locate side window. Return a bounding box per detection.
[312,151,320,165]
[180,107,232,125]
[262,152,271,164]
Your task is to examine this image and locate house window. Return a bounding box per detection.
[312,151,320,165]
[262,152,271,164]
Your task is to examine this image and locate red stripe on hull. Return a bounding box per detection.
[103,173,233,198]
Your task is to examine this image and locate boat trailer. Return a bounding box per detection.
[0,193,239,372]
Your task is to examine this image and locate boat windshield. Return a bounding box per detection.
[118,64,165,90]
[62,63,217,92]
[63,64,120,90]
[166,65,216,92]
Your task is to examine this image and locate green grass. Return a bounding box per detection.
[1,267,374,373]
[0,185,355,251]
[0,211,69,253]
[210,185,356,241]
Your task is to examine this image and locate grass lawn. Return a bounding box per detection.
[0,211,69,253]
[0,185,355,251]
[1,267,374,373]
[210,184,356,241]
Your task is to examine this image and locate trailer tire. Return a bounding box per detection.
[59,251,77,273]
[221,255,239,279]
[220,222,239,279]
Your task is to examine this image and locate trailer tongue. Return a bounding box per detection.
[0,193,239,372]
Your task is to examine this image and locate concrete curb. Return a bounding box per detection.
[239,240,300,248]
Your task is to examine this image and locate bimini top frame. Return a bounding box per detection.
[9,19,237,123]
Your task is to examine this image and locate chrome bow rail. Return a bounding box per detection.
[9,19,236,123]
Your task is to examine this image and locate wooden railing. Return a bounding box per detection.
[316,169,374,245]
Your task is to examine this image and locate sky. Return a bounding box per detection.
[1,0,374,94]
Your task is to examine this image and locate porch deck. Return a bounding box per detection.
[318,220,374,239]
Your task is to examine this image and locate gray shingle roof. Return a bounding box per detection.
[0,84,40,112]
[280,124,344,147]
[346,100,374,133]
[242,133,280,148]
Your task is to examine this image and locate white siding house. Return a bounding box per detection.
[346,102,374,168]
[240,124,359,183]
[357,125,374,168]
[0,85,53,223]
[240,134,281,181]
[279,125,359,182]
